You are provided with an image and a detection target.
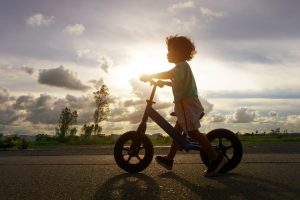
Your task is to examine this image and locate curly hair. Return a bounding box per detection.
[166,35,197,61]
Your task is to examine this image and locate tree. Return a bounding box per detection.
[81,124,94,137]
[92,85,109,134]
[56,107,78,138]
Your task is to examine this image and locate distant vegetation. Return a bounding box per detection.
[1,132,300,150]
[0,134,29,150]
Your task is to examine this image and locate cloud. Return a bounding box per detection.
[200,7,224,18]
[207,113,226,123]
[63,24,85,36]
[199,96,214,114]
[205,89,300,99]
[129,79,150,99]
[171,16,197,32]
[20,66,34,75]
[0,106,19,125]
[88,78,104,90]
[38,66,90,91]
[13,95,35,110]
[26,13,55,26]
[228,107,257,123]
[0,87,10,103]
[1,92,96,127]
[168,1,195,12]
[268,111,278,117]
[286,115,300,124]
[76,49,91,58]
[0,66,35,76]
[97,56,113,73]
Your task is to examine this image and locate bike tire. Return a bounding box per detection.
[114,131,153,173]
[200,128,243,173]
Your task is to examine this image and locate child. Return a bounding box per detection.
[140,35,228,177]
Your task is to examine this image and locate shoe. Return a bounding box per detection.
[204,153,228,177]
[155,156,173,170]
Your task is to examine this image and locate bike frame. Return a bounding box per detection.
[136,82,202,151]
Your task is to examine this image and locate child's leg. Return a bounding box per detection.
[166,122,181,160]
[166,139,178,160]
[187,130,218,161]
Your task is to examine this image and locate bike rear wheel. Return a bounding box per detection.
[114,131,153,173]
[200,128,243,173]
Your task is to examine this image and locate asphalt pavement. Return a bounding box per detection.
[0,142,299,200]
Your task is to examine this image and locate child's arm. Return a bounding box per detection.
[141,70,172,80]
[140,70,173,87]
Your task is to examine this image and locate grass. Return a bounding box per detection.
[3,134,300,150]
[239,134,300,143]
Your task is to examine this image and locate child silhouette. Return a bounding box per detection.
[140,35,228,177]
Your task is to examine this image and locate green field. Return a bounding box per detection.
[238,134,300,142]
[30,134,300,147]
[2,134,300,150]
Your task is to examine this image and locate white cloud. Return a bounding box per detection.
[200,7,224,18]
[76,49,91,58]
[286,115,300,124]
[63,24,85,36]
[172,16,197,32]
[26,13,55,26]
[228,107,257,123]
[168,1,195,12]
[199,96,214,114]
[207,113,226,123]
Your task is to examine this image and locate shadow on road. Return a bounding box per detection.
[94,173,160,200]
[159,171,298,199]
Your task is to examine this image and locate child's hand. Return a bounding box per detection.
[157,80,165,88]
[140,74,151,82]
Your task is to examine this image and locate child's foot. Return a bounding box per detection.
[204,154,228,177]
[155,156,173,170]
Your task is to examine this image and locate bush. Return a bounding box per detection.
[0,136,29,150]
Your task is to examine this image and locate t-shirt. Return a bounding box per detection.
[169,61,198,102]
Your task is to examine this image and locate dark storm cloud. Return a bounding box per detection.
[38,66,90,91]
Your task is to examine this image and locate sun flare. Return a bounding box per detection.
[109,44,171,92]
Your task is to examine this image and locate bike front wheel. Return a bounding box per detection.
[114,131,153,173]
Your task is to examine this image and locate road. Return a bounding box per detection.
[0,143,300,200]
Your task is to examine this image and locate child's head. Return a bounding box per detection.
[166,35,196,63]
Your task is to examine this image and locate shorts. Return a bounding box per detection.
[174,96,204,132]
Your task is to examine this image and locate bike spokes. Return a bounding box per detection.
[121,139,146,165]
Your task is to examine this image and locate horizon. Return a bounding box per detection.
[1,0,300,136]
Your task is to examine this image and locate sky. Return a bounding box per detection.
[1,0,300,136]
